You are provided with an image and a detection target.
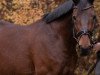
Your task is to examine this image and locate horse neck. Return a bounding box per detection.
[50,14,77,54]
[50,14,74,40]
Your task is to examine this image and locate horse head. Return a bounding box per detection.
[72,0,99,56]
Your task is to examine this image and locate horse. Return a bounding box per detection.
[0,0,98,75]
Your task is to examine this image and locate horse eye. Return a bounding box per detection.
[73,16,76,20]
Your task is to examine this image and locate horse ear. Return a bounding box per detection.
[88,0,94,4]
[72,0,80,5]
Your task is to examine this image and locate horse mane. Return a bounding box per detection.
[43,0,74,23]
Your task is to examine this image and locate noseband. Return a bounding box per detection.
[73,30,93,41]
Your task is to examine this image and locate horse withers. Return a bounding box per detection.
[0,0,98,75]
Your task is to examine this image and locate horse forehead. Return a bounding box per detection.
[81,15,89,28]
[77,7,93,18]
[81,12,90,19]
[78,12,90,19]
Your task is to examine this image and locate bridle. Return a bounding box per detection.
[73,5,98,45]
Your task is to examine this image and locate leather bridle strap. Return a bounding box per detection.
[82,5,94,10]
[73,5,94,10]
[73,27,93,44]
[76,31,93,39]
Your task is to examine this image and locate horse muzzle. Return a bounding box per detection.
[79,45,93,56]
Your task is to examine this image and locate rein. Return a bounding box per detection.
[87,60,99,75]
[87,51,100,75]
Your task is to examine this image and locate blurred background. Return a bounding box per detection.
[0,0,100,75]
[0,0,65,25]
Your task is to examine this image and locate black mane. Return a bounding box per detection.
[43,0,74,23]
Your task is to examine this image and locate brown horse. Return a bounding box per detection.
[0,0,98,75]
